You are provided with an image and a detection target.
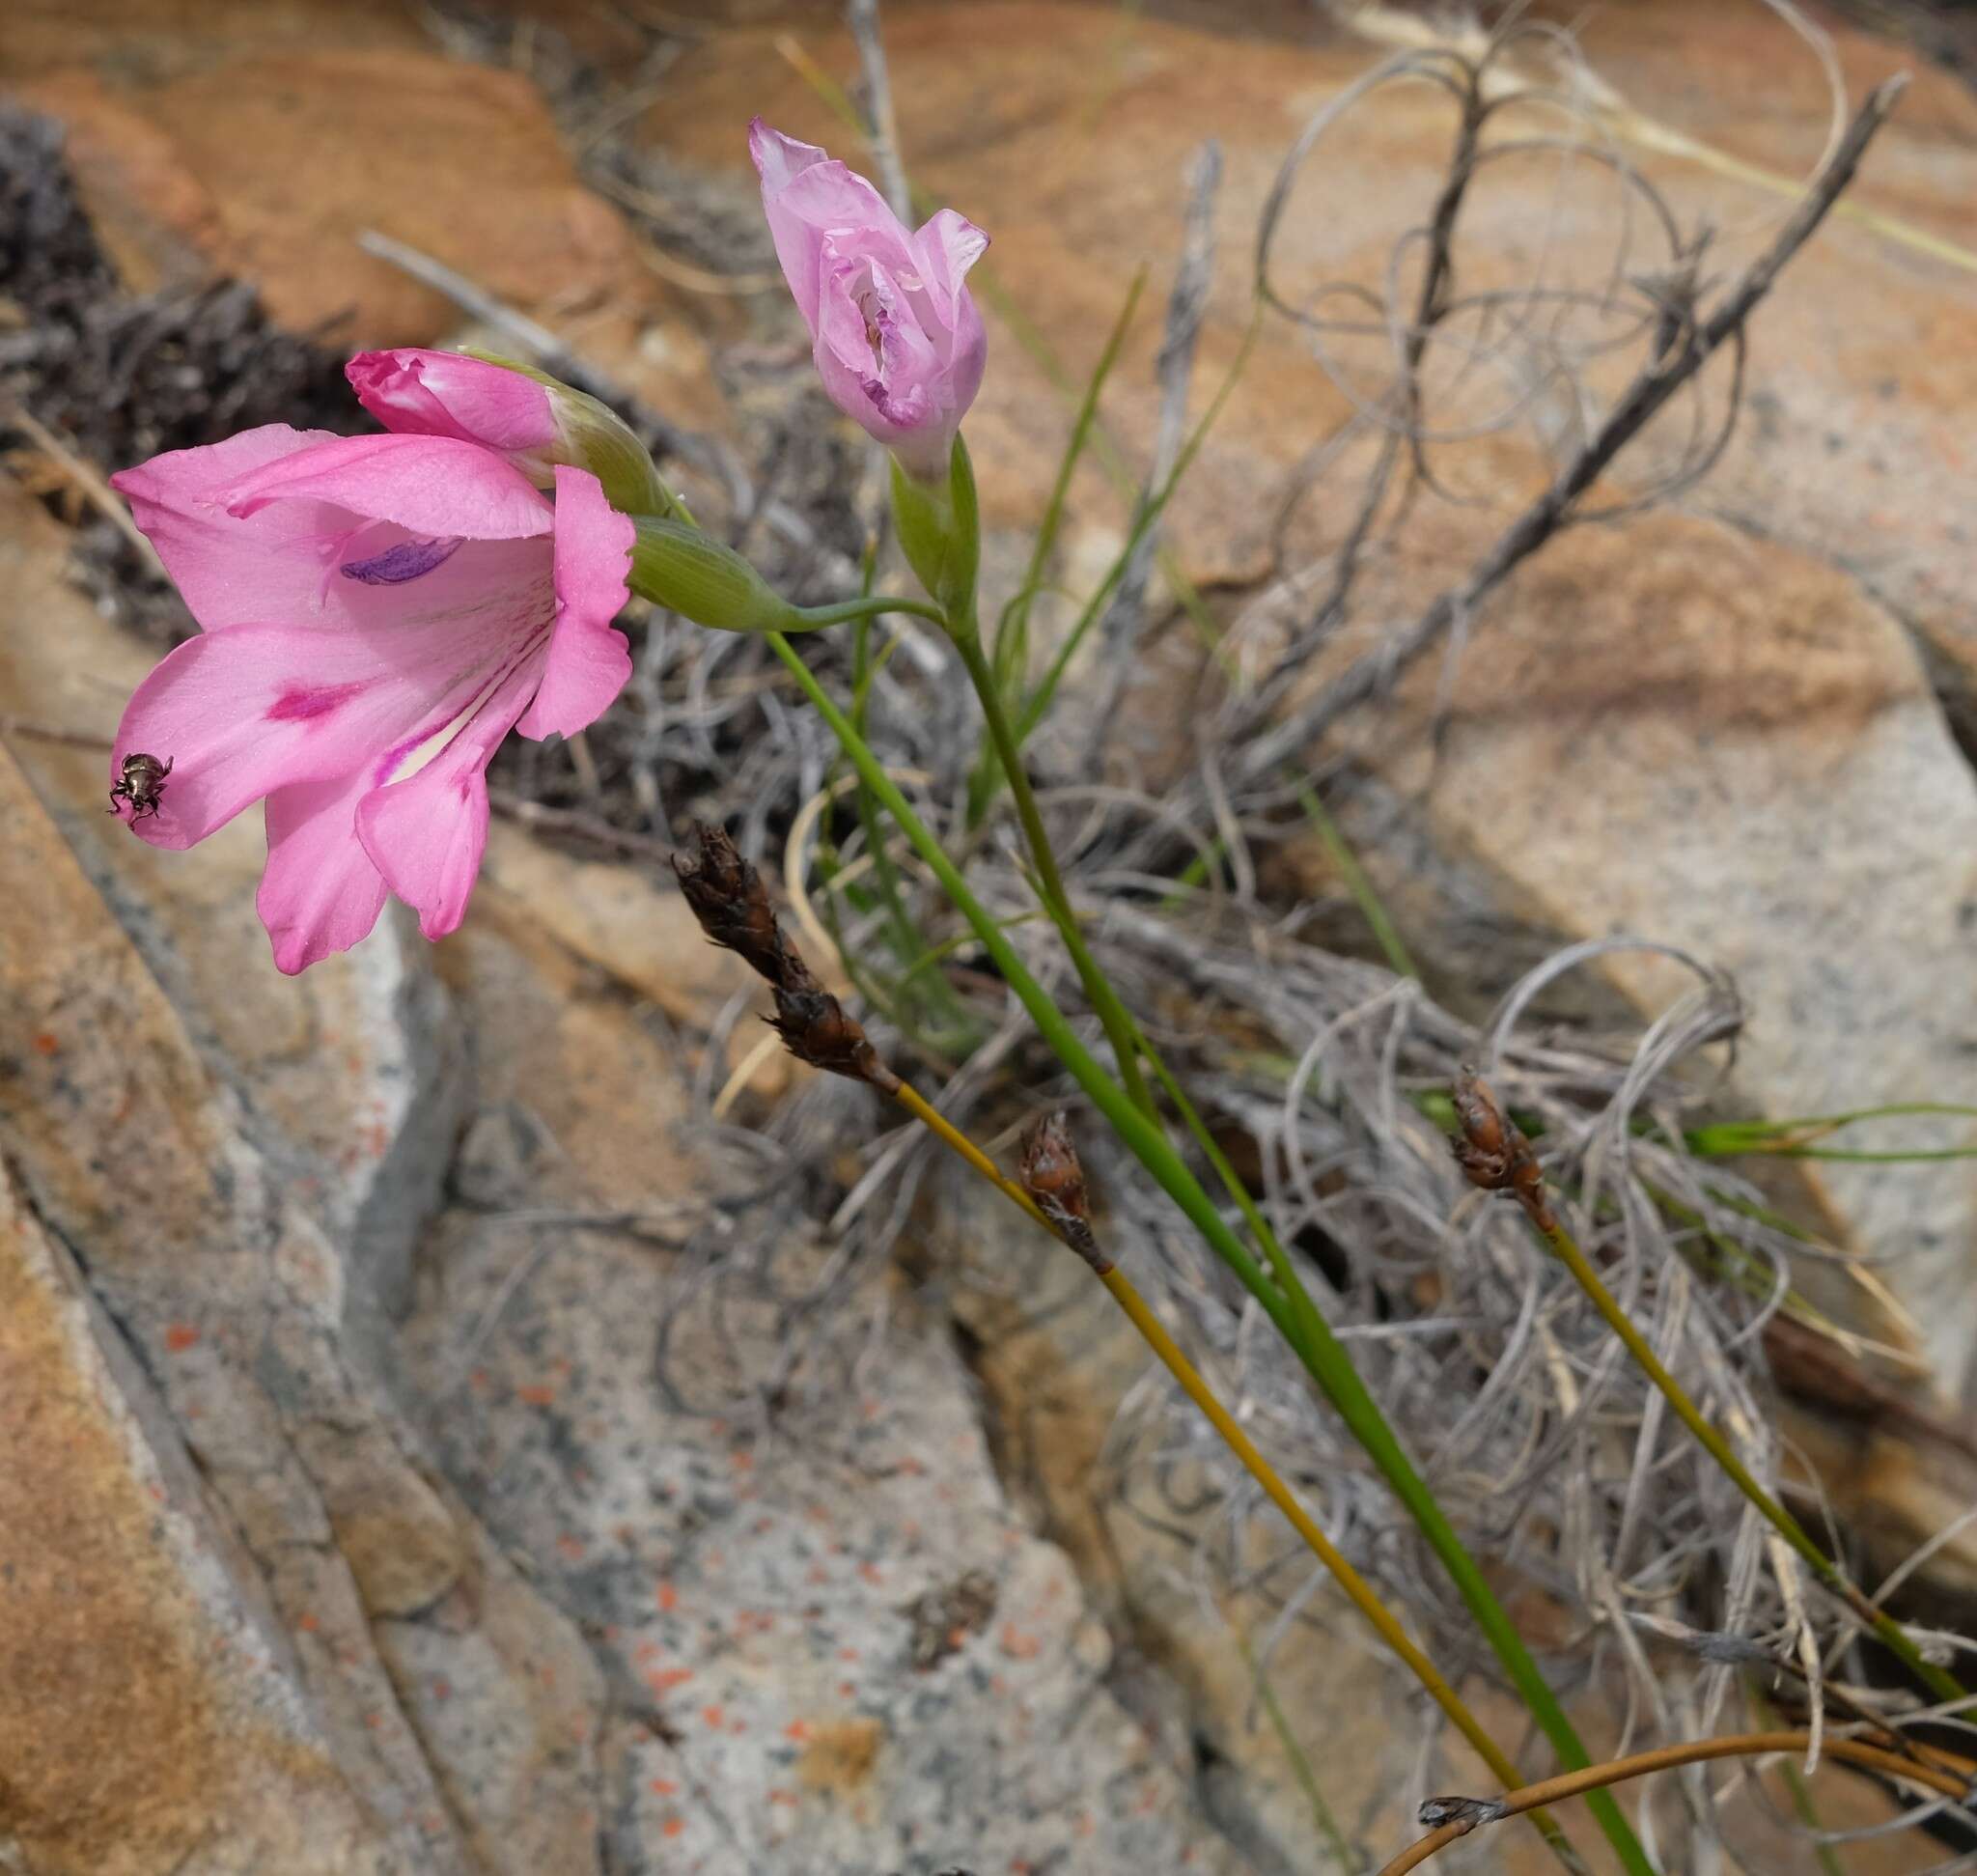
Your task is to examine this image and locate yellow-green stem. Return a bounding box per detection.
[1531,1206,1967,1709]
[885,1078,1578,1864]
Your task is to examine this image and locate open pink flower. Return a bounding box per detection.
[749,119,988,480]
[108,423,633,974]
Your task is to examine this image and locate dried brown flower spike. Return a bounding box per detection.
[1449,1068,1552,1228]
[767,983,900,1093]
[670,821,794,986]
[671,821,897,1094]
[1018,1111,1109,1274]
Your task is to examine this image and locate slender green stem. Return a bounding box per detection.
[1296,784,1418,981]
[1236,1626,1366,1873]
[795,593,948,630]
[969,269,1148,826]
[950,624,1157,1119]
[843,611,972,1047]
[1135,1034,1342,1371]
[1760,1693,1849,1876]
[765,630,1656,1876]
[1529,1205,1967,1709]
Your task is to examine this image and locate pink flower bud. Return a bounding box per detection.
[347,349,673,517]
[749,120,988,481]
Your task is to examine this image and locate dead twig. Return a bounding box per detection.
[1091,140,1222,754]
[846,0,912,227]
[1378,1729,1969,1873]
[1,399,167,580]
[487,786,677,864]
[1238,75,1908,782]
[0,714,113,751]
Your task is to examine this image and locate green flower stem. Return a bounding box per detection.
[946,623,1158,1119]
[795,594,949,630]
[765,629,1655,1876]
[1528,1204,1967,1712]
[844,610,975,1050]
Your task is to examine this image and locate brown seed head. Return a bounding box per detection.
[671,822,794,985]
[767,984,898,1093]
[1018,1111,1108,1273]
[1449,1068,1549,1219]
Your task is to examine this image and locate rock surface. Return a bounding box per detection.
[397,903,1242,1874]
[9,3,1977,1872]
[0,464,1243,1870]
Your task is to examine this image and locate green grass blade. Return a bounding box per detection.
[1236,1624,1364,1871]
[1296,784,1417,981]
[1016,309,1261,750]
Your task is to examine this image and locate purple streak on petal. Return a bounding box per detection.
[339,536,463,585]
[267,682,366,723]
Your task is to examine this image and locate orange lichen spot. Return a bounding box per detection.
[432,1677,453,1703]
[30,1031,59,1055]
[646,1667,693,1693]
[295,1612,320,1634]
[857,1562,883,1586]
[656,1582,679,1613]
[730,1448,754,1471]
[661,1817,684,1839]
[515,1383,557,1407]
[556,1533,586,1561]
[650,1778,677,1798]
[164,1323,200,1353]
[999,1625,1041,1661]
[784,1719,811,1743]
[700,1705,725,1728]
[769,1788,798,1806]
[836,1646,859,1663]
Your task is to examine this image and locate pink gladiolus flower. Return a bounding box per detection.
[108,422,633,974]
[749,119,988,480]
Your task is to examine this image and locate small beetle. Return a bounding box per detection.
[108,752,174,823]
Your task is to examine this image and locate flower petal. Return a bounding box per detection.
[258,768,390,975]
[515,466,634,742]
[912,209,990,331]
[749,120,831,322]
[112,424,352,630]
[750,119,916,328]
[356,655,543,941]
[215,434,553,543]
[346,350,559,458]
[110,590,547,849]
